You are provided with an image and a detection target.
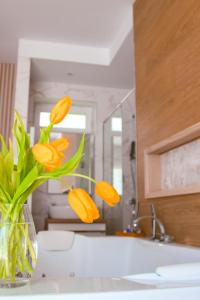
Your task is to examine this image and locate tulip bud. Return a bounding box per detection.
[50,96,72,124]
[68,189,100,223]
[95,181,120,207]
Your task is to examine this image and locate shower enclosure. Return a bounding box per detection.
[103,90,137,234]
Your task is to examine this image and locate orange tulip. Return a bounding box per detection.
[32,143,62,171]
[45,159,62,172]
[68,189,100,223]
[45,144,61,162]
[32,136,70,172]
[50,137,69,152]
[32,144,55,164]
[95,181,120,207]
[50,96,72,124]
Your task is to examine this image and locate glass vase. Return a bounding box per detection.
[0,204,37,288]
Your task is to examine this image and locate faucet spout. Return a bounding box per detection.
[132,204,172,242]
[133,215,165,239]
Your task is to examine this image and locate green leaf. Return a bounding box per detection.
[39,123,53,144]
[5,174,46,221]
[11,178,46,220]
[12,111,36,184]
[0,135,8,157]
[0,154,9,194]
[20,149,35,181]
[12,166,38,202]
[4,140,15,197]
[4,140,14,175]
[13,111,29,168]
[0,182,12,203]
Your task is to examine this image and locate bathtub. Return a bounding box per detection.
[34,234,200,279]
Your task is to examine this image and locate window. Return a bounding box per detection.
[35,103,94,135]
[39,112,86,130]
[113,168,123,195]
[112,136,123,195]
[111,117,122,132]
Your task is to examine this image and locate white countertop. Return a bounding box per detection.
[1,277,200,300]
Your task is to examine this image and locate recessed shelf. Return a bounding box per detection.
[144,121,200,198]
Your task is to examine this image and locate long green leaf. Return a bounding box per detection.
[39,123,53,144]
[13,112,28,168]
[11,178,46,220]
[0,182,12,203]
[0,154,10,194]
[12,111,37,187]
[0,135,8,157]
[12,166,38,202]
[4,140,15,195]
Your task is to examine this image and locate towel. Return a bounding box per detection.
[156,262,200,280]
[37,230,75,251]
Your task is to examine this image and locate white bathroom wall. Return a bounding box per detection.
[29,81,131,231]
[15,57,31,129]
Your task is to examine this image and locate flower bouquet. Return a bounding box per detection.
[0,96,120,287]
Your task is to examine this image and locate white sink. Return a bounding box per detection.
[49,205,79,219]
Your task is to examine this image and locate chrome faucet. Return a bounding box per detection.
[132,204,173,243]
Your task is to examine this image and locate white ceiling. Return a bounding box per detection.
[31,31,134,89]
[0,0,135,89]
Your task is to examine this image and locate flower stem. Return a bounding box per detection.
[67,173,97,184]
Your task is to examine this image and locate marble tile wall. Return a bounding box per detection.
[161,138,200,190]
[15,57,31,130]
[121,92,136,229]
[29,81,130,231]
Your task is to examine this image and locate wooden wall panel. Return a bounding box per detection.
[134,0,200,246]
[0,64,16,144]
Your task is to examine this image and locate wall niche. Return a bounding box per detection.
[144,122,200,199]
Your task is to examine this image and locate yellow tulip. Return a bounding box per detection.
[68,189,100,223]
[32,136,71,172]
[45,159,62,172]
[50,137,69,152]
[32,144,55,164]
[50,96,72,124]
[45,144,61,162]
[95,181,120,207]
[32,143,62,171]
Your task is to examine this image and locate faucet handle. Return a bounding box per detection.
[160,234,174,243]
[132,220,142,234]
[150,203,156,218]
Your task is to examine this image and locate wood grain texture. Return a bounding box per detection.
[47,218,105,224]
[0,64,16,144]
[134,0,200,246]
